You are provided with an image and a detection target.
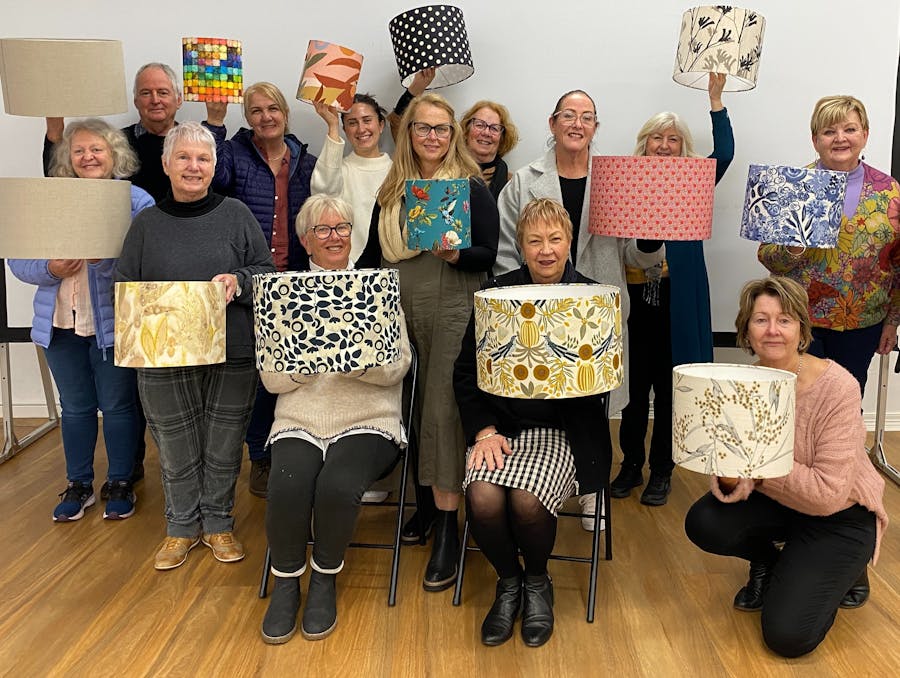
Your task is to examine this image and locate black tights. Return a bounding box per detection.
[466,481,557,578]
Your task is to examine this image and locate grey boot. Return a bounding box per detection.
[261,576,301,644]
[302,570,337,640]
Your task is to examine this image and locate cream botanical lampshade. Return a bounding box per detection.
[672,363,795,478]
[388,5,474,89]
[590,156,717,240]
[114,282,227,368]
[673,6,766,91]
[0,178,131,258]
[0,38,127,116]
[297,40,363,112]
[474,284,623,399]
[253,269,402,374]
[740,164,847,248]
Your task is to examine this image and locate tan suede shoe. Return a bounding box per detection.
[202,532,245,563]
[154,536,200,570]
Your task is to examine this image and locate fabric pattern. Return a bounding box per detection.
[297,40,362,111]
[388,4,474,88]
[405,178,471,250]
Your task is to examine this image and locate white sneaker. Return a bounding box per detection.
[362,490,389,503]
[578,493,605,532]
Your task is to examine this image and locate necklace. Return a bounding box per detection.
[795,355,803,376]
[268,142,287,162]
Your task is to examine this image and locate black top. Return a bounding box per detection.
[558,176,587,265]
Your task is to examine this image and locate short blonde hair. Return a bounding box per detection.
[810,95,869,135]
[50,118,139,179]
[459,100,520,158]
[735,276,813,355]
[633,112,698,158]
[295,194,354,238]
[515,198,573,250]
[243,82,290,134]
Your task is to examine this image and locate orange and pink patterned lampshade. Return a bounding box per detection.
[297,40,363,112]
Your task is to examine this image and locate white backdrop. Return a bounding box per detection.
[1,0,899,422]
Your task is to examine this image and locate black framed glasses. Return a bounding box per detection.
[310,222,352,239]
[410,121,453,139]
[469,118,505,136]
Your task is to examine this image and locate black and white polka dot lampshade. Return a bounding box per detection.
[388,5,474,89]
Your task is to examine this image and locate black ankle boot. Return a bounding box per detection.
[302,570,337,640]
[733,561,772,611]
[401,506,437,544]
[261,576,301,644]
[521,574,554,647]
[423,509,459,592]
[481,574,523,646]
[840,568,870,609]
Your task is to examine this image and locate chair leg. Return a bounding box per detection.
[259,546,272,599]
[604,484,612,560]
[389,448,411,606]
[586,490,603,623]
[452,517,471,606]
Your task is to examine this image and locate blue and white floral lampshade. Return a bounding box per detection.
[740,164,847,247]
[673,6,765,92]
[253,269,402,374]
[673,363,795,478]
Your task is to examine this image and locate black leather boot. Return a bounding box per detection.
[733,561,772,611]
[261,576,301,644]
[840,568,870,609]
[610,464,643,499]
[423,509,459,592]
[302,570,337,640]
[521,574,554,647]
[481,574,523,646]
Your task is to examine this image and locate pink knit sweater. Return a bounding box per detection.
[759,360,888,563]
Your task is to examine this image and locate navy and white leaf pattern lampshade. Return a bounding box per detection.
[673,6,765,91]
[740,164,847,248]
[388,5,474,89]
[253,268,402,374]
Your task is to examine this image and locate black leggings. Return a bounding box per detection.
[266,434,398,574]
[685,491,876,658]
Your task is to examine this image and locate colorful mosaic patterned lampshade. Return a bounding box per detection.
[253,269,402,374]
[673,6,765,91]
[672,363,795,478]
[0,178,131,258]
[182,37,243,103]
[474,284,623,399]
[0,38,126,116]
[740,164,847,248]
[589,156,717,240]
[297,40,363,112]
[114,282,227,368]
[405,179,471,250]
[388,5,474,89]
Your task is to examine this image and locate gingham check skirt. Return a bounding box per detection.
[463,427,577,516]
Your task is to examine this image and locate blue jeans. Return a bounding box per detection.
[42,329,138,483]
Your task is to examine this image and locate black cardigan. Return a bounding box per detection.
[452,264,612,494]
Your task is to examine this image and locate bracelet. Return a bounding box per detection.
[475,431,498,442]
[786,245,807,259]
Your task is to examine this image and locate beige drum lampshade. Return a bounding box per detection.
[0,38,126,116]
[474,284,623,399]
[114,281,227,368]
[253,268,402,374]
[672,363,795,478]
[297,40,363,112]
[673,6,766,91]
[590,156,717,240]
[0,178,132,258]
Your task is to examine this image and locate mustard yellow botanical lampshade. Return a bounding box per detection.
[672,363,795,478]
[474,284,622,399]
[114,282,226,368]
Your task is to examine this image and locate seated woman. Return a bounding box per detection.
[260,195,412,644]
[116,121,275,570]
[453,198,612,648]
[685,276,888,658]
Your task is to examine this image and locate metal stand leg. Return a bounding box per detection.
[868,352,900,487]
[1,343,60,464]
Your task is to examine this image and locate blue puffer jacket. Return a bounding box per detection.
[204,123,316,272]
[7,184,154,349]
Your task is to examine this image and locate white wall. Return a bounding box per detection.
[2,0,899,425]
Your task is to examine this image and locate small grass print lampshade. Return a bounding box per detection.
[474,284,623,399]
[182,37,243,103]
[297,40,363,112]
[388,5,474,89]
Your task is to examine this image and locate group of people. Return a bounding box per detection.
[8,56,894,656]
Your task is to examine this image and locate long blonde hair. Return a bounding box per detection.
[377,93,479,209]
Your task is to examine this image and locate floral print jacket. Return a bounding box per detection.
[758,162,900,330]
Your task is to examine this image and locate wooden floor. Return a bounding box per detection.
[1,419,898,678]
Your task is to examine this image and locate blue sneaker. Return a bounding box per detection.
[104,480,136,520]
[53,481,95,522]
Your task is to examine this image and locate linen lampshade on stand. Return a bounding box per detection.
[474,284,622,399]
[589,156,717,239]
[740,164,847,247]
[0,38,126,116]
[673,6,765,91]
[297,40,363,112]
[388,5,474,89]
[672,362,795,478]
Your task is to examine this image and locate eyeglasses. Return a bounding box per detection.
[552,109,598,127]
[410,122,453,139]
[469,118,505,136]
[309,222,352,239]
